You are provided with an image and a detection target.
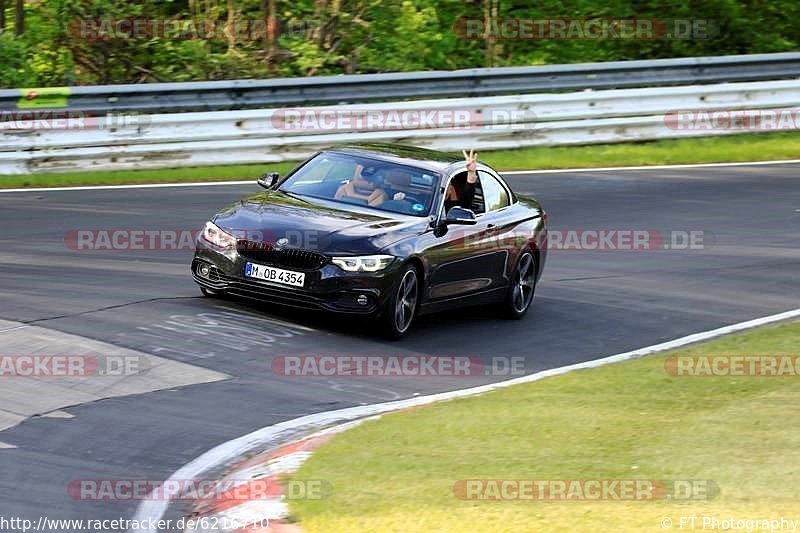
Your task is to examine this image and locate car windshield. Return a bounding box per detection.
[279,153,439,217]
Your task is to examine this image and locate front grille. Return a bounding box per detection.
[237,240,327,271]
[225,282,324,310]
[207,265,222,282]
[192,259,375,314]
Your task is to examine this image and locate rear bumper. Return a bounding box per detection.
[192,243,401,315]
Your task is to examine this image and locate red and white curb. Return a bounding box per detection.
[183,419,370,533]
[131,307,800,533]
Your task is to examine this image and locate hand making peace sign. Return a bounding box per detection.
[463,148,478,183]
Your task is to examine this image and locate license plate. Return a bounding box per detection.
[244,262,305,287]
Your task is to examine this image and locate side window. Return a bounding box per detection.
[478,171,510,212]
[411,173,436,187]
[443,172,484,215]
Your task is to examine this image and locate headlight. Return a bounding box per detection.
[332,255,395,272]
[201,221,237,249]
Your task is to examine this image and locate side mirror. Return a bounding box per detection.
[257,172,280,189]
[444,206,477,225]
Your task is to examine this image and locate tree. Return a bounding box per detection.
[261,0,277,68]
[483,0,499,67]
[226,0,235,53]
[3,0,800,88]
[15,0,22,35]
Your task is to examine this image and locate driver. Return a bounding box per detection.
[334,164,388,206]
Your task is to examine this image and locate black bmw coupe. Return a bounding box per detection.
[192,144,548,338]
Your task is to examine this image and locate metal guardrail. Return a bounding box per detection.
[2,78,800,174]
[2,52,800,115]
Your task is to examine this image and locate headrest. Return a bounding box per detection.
[383,169,412,188]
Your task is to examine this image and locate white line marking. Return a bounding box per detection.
[40,410,75,419]
[0,442,18,449]
[0,325,29,334]
[130,307,800,533]
[0,180,255,193]
[3,159,800,194]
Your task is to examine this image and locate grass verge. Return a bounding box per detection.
[3,131,800,189]
[482,131,800,171]
[289,320,800,532]
[0,162,298,189]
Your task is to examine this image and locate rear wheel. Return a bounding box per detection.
[380,265,419,339]
[502,251,537,319]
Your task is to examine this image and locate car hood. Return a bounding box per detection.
[212,190,427,254]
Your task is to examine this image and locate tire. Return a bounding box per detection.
[200,287,223,297]
[380,264,419,340]
[501,251,537,319]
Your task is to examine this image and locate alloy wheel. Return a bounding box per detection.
[512,253,536,313]
[394,269,418,333]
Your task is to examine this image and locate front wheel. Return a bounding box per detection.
[501,251,537,319]
[380,265,419,340]
[200,287,223,298]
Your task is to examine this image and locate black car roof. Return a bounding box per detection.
[324,143,463,172]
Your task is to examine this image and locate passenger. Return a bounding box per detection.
[444,149,478,212]
[382,169,413,202]
[335,164,388,206]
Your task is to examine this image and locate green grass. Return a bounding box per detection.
[3,131,800,189]
[289,321,800,532]
[0,162,297,189]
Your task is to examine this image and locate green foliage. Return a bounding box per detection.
[1,0,800,87]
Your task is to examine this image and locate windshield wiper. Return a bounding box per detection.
[277,189,312,203]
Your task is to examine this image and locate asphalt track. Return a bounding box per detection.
[0,163,798,529]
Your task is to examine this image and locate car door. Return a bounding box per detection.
[474,169,522,283]
[425,170,511,301]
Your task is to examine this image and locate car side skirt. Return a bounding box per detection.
[417,286,507,316]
